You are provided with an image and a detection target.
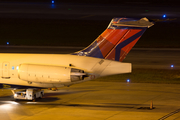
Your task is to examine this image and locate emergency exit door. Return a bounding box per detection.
[2,62,10,79]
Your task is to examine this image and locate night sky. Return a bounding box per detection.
[1,0,180,5]
[0,0,179,47]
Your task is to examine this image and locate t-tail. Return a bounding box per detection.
[73,17,154,61]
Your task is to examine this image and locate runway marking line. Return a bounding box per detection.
[158,108,180,120]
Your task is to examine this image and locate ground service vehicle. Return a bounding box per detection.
[13,89,44,101]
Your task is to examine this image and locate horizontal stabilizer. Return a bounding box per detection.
[100,61,132,76]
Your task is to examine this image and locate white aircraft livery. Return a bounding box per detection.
[0,17,154,90]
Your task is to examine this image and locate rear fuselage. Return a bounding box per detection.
[0,53,131,89]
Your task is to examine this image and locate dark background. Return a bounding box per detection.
[1,0,180,5]
[0,1,179,47]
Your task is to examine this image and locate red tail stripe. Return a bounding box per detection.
[118,29,142,44]
[105,48,116,61]
[98,40,114,58]
[119,37,140,61]
[100,29,128,45]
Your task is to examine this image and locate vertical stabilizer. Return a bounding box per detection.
[73,17,154,62]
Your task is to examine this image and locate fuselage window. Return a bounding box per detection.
[12,66,15,70]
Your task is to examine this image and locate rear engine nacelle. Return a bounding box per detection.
[18,64,86,83]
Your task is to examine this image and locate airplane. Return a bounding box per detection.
[0,17,154,92]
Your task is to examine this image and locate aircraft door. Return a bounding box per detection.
[2,62,10,79]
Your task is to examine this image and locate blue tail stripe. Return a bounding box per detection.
[87,46,104,58]
[81,41,97,52]
[115,28,147,61]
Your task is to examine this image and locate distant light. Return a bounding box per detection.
[7,42,9,45]
[51,4,55,8]
[127,79,130,83]
[51,0,55,9]
[163,14,166,18]
[12,66,14,70]
[171,65,174,68]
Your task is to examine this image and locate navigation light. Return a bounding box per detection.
[171,65,174,68]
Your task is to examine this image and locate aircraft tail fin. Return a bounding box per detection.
[73,17,154,62]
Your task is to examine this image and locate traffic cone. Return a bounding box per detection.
[150,100,153,109]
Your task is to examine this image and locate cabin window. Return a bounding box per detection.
[12,66,15,70]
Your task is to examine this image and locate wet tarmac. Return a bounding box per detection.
[1,82,180,120]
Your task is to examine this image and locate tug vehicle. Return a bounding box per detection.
[12,89,44,101]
